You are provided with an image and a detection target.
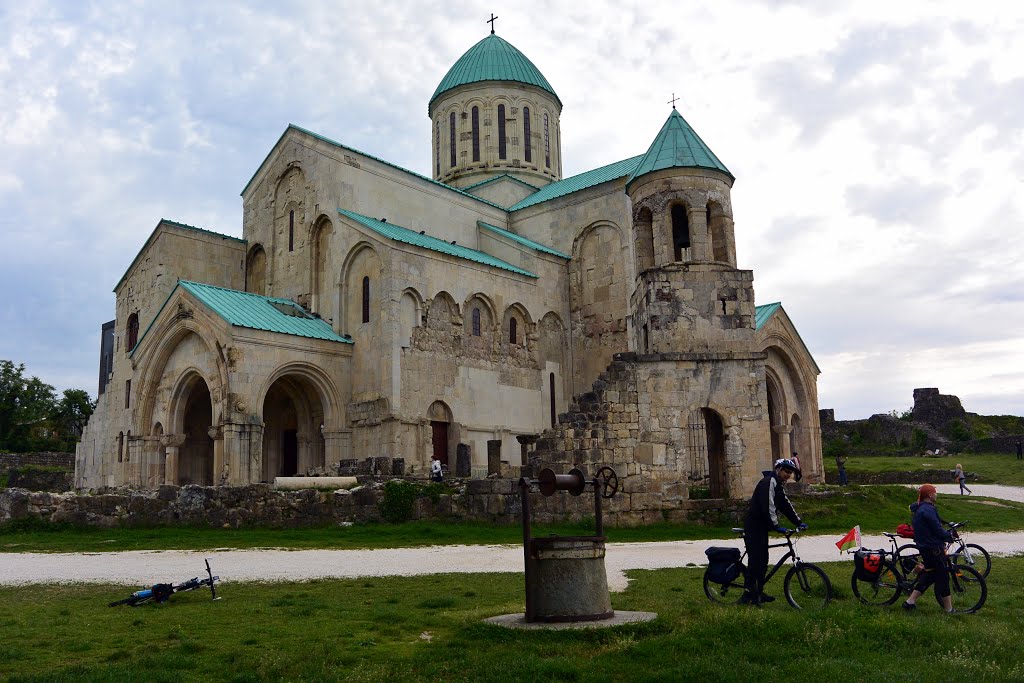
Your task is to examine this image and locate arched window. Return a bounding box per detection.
[361,276,370,324]
[544,113,550,168]
[523,107,532,163]
[449,112,457,168]
[509,317,517,344]
[289,209,295,252]
[471,106,480,162]
[498,104,506,160]
[671,204,690,260]
[549,373,556,427]
[435,120,440,176]
[472,308,481,336]
[124,379,131,409]
[126,312,139,352]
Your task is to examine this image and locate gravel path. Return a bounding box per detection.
[2,484,1021,592]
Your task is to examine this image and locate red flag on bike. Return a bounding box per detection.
[836,525,861,553]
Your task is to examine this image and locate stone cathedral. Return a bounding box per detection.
[76,29,822,500]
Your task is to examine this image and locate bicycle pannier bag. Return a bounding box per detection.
[896,523,915,539]
[705,547,742,584]
[853,549,884,581]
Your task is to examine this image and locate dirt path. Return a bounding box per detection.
[2,485,1021,592]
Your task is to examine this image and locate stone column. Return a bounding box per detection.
[322,429,350,469]
[456,443,471,477]
[296,432,312,475]
[487,439,502,476]
[772,425,792,464]
[516,434,539,469]
[141,436,162,488]
[161,434,186,485]
[222,422,264,485]
[689,206,709,262]
[208,425,225,485]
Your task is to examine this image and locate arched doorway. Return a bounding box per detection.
[427,401,453,468]
[262,374,328,481]
[766,372,786,465]
[177,377,213,485]
[688,408,728,499]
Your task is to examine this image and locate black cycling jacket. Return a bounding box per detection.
[745,470,802,531]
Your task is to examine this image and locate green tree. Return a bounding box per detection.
[50,388,96,450]
[0,360,58,451]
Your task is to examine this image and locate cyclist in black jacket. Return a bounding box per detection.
[741,458,807,604]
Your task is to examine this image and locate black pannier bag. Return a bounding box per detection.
[705,547,743,584]
[853,549,884,581]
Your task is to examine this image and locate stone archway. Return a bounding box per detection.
[427,400,454,469]
[687,407,729,499]
[175,375,214,485]
[261,373,328,481]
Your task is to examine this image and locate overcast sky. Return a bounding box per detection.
[2,1,1022,420]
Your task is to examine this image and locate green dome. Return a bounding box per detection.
[429,34,560,113]
[626,109,733,192]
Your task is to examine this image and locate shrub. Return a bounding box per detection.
[379,480,423,523]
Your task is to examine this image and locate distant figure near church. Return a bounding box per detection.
[1016,440,1022,460]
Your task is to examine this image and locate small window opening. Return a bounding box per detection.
[118,432,124,463]
[362,276,370,324]
[289,210,295,252]
[544,113,550,168]
[435,120,440,176]
[509,317,517,344]
[472,308,481,336]
[471,106,480,162]
[523,107,532,163]
[498,104,507,160]
[126,312,139,353]
[449,113,457,168]
[549,373,556,427]
[672,204,690,260]
[125,379,131,409]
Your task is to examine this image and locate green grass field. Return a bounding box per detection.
[831,452,1024,486]
[3,558,1024,682]
[3,483,1023,553]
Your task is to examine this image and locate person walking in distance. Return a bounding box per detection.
[835,453,849,486]
[953,463,971,495]
[741,458,807,605]
[902,484,955,613]
[1016,440,1022,461]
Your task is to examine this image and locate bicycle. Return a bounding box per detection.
[945,520,991,578]
[704,528,833,610]
[109,559,221,607]
[850,546,986,613]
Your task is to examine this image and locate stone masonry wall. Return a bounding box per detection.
[1,452,75,469]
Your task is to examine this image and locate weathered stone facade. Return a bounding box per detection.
[75,31,821,503]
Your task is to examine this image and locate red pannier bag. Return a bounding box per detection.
[896,523,915,539]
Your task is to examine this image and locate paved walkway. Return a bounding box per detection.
[1,484,1021,592]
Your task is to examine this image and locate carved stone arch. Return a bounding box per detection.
[256,361,344,430]
[632,204,655,274]
[135,316,230,436]
[274,164,307,254]
[463,293,497,356]
[309,215,334,314]
[426,290,459,329]
[165,367,215,486]
[761,334,818,477]
[705,199,732,264]
[685,403,734,499]
[246,243,268,295]
[501,302,532,346]
[399,287,424,349]
[338,241,383,335]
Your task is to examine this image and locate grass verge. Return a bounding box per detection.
[3,557,1024,681]
[3,485,1024,553]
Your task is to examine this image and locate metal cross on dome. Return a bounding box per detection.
[487,13,498,34]
[668,93,680,109]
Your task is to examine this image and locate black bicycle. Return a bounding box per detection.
[109,559,221,607]
[850,546,986,613]
[945,521,992,578]
[704,528,833,610]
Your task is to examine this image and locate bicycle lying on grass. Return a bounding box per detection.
[109,559,221,607]
[851,546,986,613]
[704,528,833,610]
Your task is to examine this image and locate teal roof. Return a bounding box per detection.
[754,302,781,330]
[338,209,537,278]
[429,34,560,112]
[626,109,733,191]
[114,219,244,293]
[509,155,643,211]
[462,173,540,193]
[178,281,350,343]
[477,221,569,259]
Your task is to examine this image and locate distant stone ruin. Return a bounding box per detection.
[911,388,967,431]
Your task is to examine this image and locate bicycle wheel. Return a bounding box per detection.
[952,543,991,579]
[850,559,903,606]
[703,569,745,604]
[935,564,987,614]
[784,563,832,610]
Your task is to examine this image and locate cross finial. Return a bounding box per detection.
[487,13,498,34]
[668,92,680,110]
